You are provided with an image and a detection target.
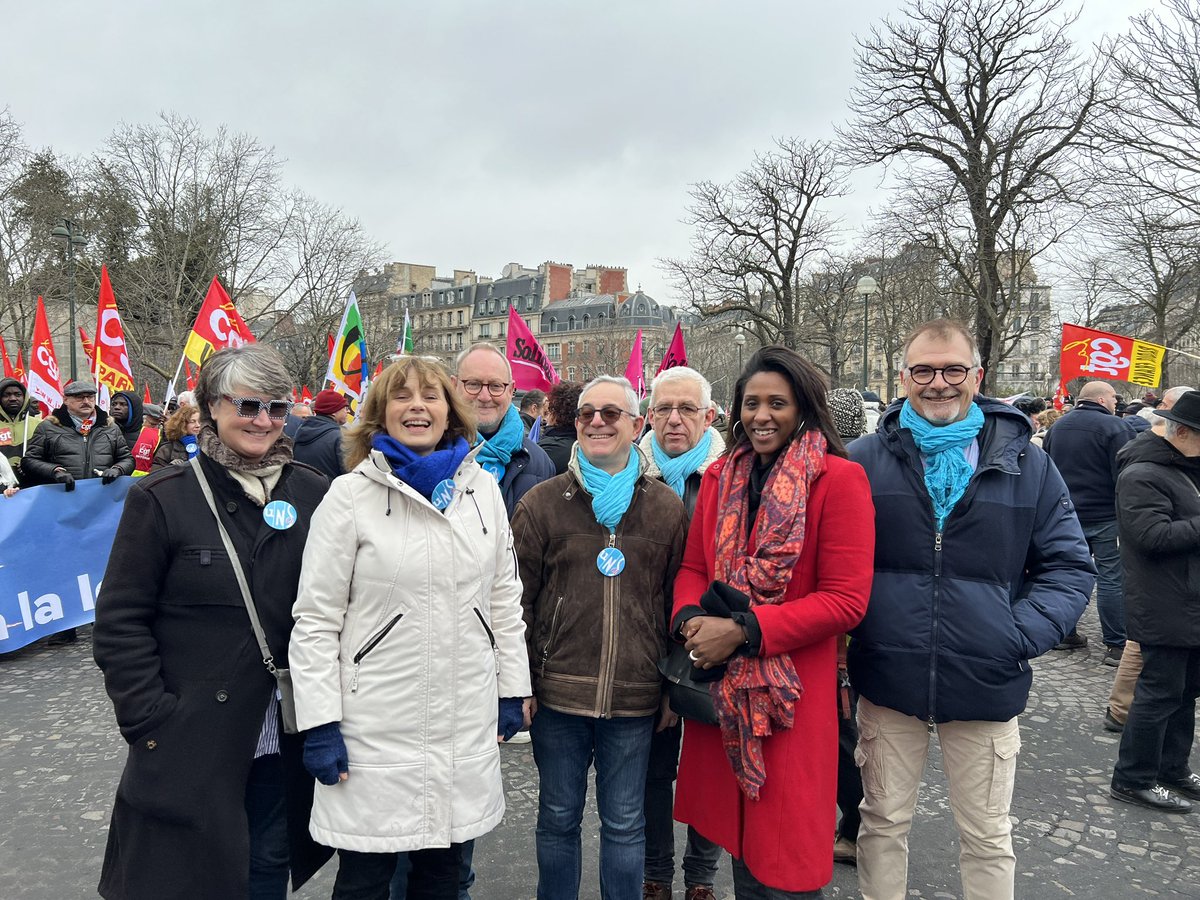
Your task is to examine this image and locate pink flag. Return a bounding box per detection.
[655,322,688,375]
[506,307,560,391]
[624,329,645,398]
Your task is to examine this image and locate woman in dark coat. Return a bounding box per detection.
[150,403,201,470]
[93,345,332,900]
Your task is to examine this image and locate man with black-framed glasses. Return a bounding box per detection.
[848,319,1094,900]
[453,344,555,519]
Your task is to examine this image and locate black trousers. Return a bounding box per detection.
[835,693,864,841]
[334,845,463,900]
[1112,644,1200,790]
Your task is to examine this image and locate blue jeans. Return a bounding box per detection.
[245,753,289,900]
[1082,520,1125,648]
[532,706,655,900]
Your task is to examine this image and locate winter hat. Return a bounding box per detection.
[143,403,165,421]
[64,381,98,397]
[827,388,867,441]
[313,389,349,417]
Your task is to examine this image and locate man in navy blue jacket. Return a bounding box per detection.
[1042,380,1136,665]
[848,319,1094,900]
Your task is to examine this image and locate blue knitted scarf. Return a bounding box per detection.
[899,400,984,530]
[650,429,713,499]
[474,404,524,481]
[577,447,641,532]
[372,433,470,501]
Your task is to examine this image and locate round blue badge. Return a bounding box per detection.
[184,439,198,460]
[596,547,626,577]
[431,479,456,510]
[262,500,298,530]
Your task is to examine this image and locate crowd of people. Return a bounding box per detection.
[7,317,1199,900]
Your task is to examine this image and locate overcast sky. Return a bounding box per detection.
[2,0,1156,304]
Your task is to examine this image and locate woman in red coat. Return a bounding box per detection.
[672,346,875,897]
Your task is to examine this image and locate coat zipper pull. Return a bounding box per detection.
[351,663,361,693]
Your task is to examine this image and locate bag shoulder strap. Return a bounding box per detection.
[189,456,279,672]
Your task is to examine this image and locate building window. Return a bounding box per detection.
[480,324,491,339]
[1031,315,1040,328]
[548,316,557,331]
[547,343,560,360]
[457,310,464,325]
[526,296,535,311]
[456,332,463,350]
[567,366,577,380]
[477,301,485,315]
[568,316,576,330]
[488,300,496,315]
[583,314,591,328]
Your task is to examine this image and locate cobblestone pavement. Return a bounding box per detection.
[2,605,1197,899]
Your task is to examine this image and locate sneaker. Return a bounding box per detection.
[643,882,671,900]
[1161,773,1200,802]
[684,887,716,900]
[1110,783,1193,813]
[1103,646,1124,667]
[504,729,532,744]
[833,835,858,866]
[1055,631,1088,651]
[1103,708,1124,733]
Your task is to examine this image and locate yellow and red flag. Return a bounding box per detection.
[183,277,255,367]
[1059,324,1165,389]
[26,297,62,409]
[94,265,135,394]
[324,292,367,400]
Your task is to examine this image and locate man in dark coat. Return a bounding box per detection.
[1042,380,1137,664]
[292,389,349,482]
[110,389,145,452]
[849,320,1095,898]
[1108,390,1200,813]
[23,381,134,487]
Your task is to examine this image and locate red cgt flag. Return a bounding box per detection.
[655,322,688,376]
[95,265,135,393]
[183,277,255,367]
[0,334,13,379]
[26,297,62,408]
[13,347,26,385]
[184,359,197,390]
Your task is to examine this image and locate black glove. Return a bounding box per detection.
[101,467,123,485]
[498,698,525,742]
[54,469,75,492]
[303,722,349,785]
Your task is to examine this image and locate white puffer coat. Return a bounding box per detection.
[290,447,531,852]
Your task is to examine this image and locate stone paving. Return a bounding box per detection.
[1,604,1198,898]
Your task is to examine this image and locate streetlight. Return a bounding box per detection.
[51,219,88,381]
[734,329,747,373]
[856,276,878,392]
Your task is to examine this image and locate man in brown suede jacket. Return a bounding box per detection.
[512,374,688,899]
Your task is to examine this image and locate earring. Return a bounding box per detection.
[732,420,747,442]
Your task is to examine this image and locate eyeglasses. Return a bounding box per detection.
[576,405,635,425]
[652,403,705,419]
[905,365,974,386]
[223,395,294,420]
[460,379,511,397]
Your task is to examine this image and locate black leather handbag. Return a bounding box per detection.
[658,643,718,725]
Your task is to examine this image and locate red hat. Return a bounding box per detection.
[313,389,349,417]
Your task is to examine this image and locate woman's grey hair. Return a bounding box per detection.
[649,366,711,409]
[580,375,639,415]
[195,345,293,424]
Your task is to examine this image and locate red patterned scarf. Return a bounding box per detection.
[712,430,827,799]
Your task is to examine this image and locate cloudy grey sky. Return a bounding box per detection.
[3,0,1155,303]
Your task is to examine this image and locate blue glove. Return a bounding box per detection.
[303,722,349,785]
[498,697,525,742]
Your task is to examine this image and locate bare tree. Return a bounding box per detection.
[796,253,863,387]
[660,138,845,350]
[840,0,1102,388]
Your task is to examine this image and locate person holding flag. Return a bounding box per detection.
[0,377,42,486]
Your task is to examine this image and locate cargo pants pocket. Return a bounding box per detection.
[987,730,1021,815]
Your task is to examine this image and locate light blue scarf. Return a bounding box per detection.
[650,429,713,499]
[577,447,641,532]
[474,404,525,481]
[899,400,985,530]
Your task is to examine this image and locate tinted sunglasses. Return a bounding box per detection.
[576,405,634,425]
[224,395,294,421]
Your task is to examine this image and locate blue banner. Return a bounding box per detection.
[0,478,131,653]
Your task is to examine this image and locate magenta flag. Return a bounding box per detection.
[506,307,560,391]
[655,322,687,375]
[624,329,645,398]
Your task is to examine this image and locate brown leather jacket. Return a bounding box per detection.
[512,447,688,718]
